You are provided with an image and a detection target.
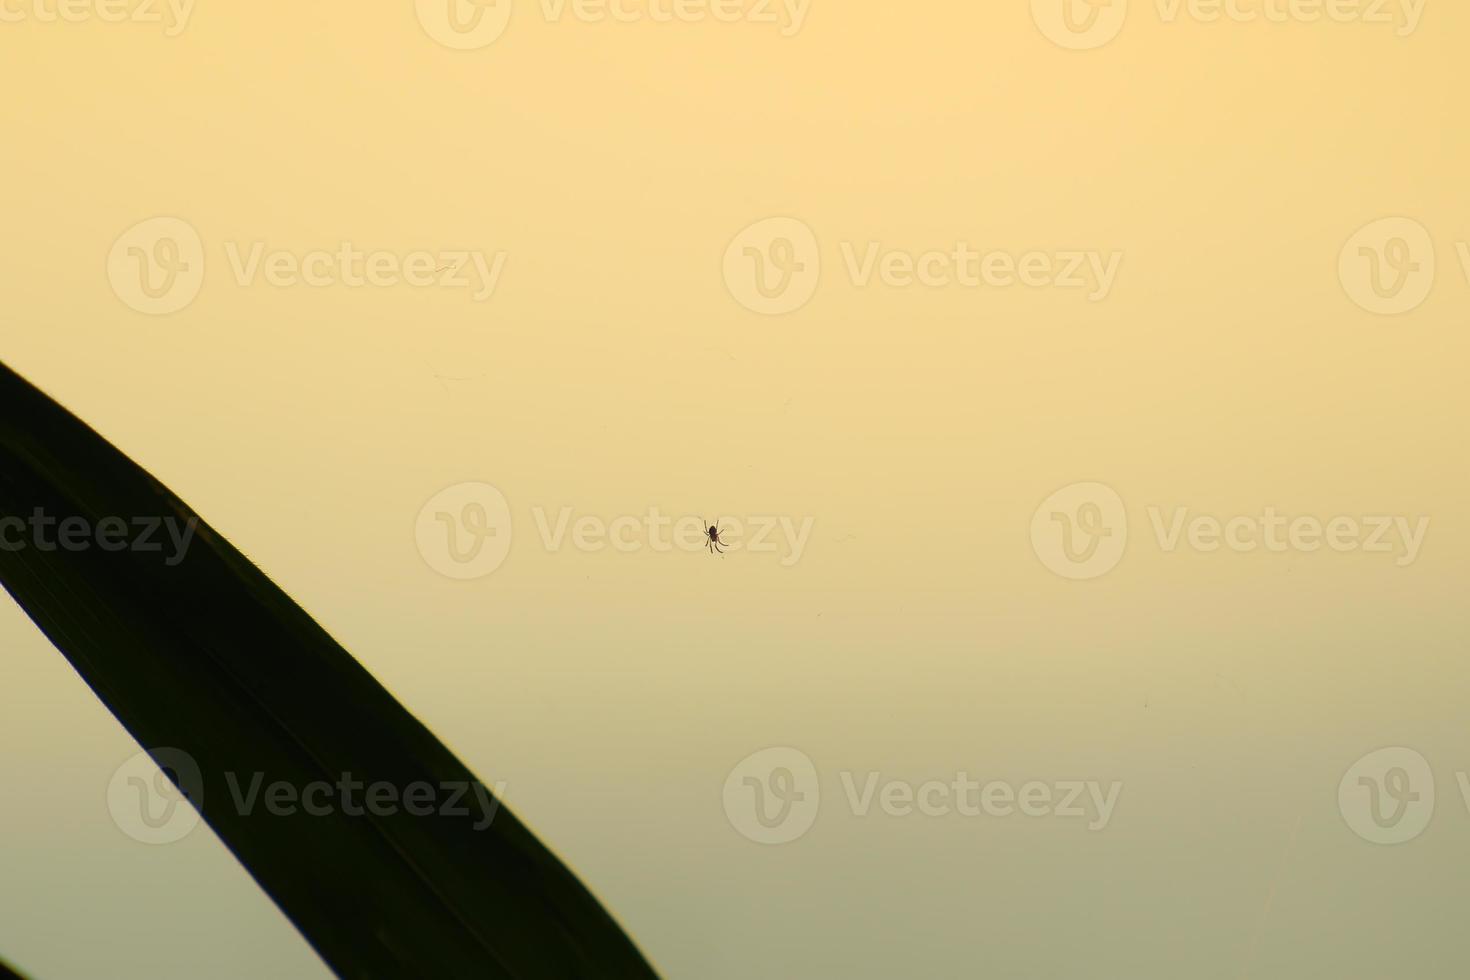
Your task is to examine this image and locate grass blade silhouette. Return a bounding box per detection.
[0,361,657,979]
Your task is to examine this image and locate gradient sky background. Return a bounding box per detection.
[3,1,1469,977]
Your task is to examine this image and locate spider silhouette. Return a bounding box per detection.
[704,520,729,555]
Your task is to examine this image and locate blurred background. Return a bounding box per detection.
[2,1,1468,976]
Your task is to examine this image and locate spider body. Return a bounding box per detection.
[705,520,728,555]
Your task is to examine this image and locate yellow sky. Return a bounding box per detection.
[2,2,1468,977]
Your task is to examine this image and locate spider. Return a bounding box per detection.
[704,519,729,555]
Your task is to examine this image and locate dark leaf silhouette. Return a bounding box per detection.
[0,361,657,979]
